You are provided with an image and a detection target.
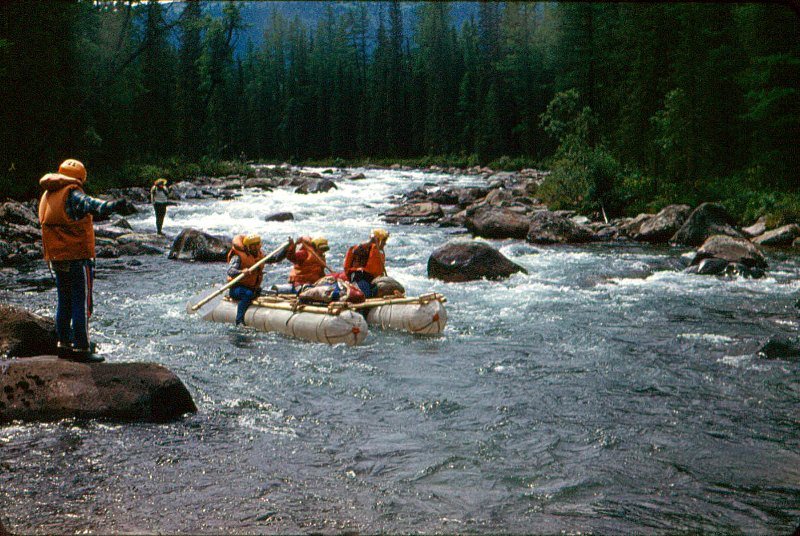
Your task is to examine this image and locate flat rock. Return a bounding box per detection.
[0,303,57,358]
[384,202,444,224]
[0,356,197,423]
[342,172,366,181]
[465,205,530,239]
[752,224,800,246]
[742,216,768,237]
[691,234,767,270]
[427,240,527,282]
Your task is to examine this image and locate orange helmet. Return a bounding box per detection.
[58,159,87,182]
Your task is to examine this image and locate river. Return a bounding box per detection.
[1,168,798,533]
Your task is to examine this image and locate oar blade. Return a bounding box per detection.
[186,289,225,318]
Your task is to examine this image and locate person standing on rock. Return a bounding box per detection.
[149,178,172,235]
[39,159,128,363]
[227,234,266,326]
[343,228,389,298]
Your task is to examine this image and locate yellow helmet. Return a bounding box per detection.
[59,159,87,182]
[311,237,329,252]
[371,228,389,241]
[154,178,167,186]
[243,234,261,246]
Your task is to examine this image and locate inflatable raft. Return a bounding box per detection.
[202,293,447,345]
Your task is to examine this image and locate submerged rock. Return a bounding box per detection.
[465,205,530,239]
[670,202,741,246]
[757,336,800,361]
[0,303,57,358]
[0,356,197,423]
[168,228,229,262]
[264,212,294,222]
[427,240,527,282]
[526,210,594,244]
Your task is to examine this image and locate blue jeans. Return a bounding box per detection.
[349,271,376,298]
[229,285,256,325]
[53,260,94,349]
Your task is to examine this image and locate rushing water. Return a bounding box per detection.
[1,168,798,534]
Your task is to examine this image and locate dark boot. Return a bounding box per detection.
[57,342,72,359]
[68,348,105,363]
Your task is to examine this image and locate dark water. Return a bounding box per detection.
[1,168,798,534]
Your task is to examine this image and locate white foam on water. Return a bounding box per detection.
[678,333,736,344]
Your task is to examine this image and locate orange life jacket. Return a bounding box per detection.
[344,241,385,279]
[227,235,265,290]
[38,173,96,261]
[288,245,326,285]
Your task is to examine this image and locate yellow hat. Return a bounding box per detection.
[59,159,87,182]
[243,234,261,246]
[155,178,167,186]
[371,228,389,241]
[311,237,329,252]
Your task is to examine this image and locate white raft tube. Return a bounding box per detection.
[363,296,447,335]
[204,299,368,346]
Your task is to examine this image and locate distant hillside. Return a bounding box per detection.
[198,1,485,53]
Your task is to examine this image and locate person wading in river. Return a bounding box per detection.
[286,236,329,288]
[39,159,128,362]
[227,234,266,325]
[343,228,389,298]
[149,178,172,235]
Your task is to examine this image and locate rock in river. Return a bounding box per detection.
[526,210,594,244]
[686,235,767,277]
[168,228,229,262]
[384,202,444,224]
[670,202,741,246]
[295,178,337,194]
[465,205,530,239]
[0,356,197,423]
[633,204,692,243]
[264,212,294,222]
[427,240,527,282]
[752,224,800,247]
[0,303,57,358]
[757,336,800,361]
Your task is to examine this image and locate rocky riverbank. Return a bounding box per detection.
[0,304,196,423]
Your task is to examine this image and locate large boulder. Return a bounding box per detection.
[686,235,767,277]
[0,356,197,423]
[617,213,654,239]
[0,304,57,358]
[384,202,444,224]
[742,216,768,238]
[0,201,39,227]
[526,210,594,244]
[633,204,692,243]
[465,205,530,239]
[670,202,742,246]
[372,276,405,298]
[168,228,229,262]
[427,240,527,282]
[752,224,800,247]
[295,178,337,194]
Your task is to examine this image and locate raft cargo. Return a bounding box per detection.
[202,293,447,345]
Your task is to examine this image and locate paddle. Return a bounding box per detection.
[299,237,334,274]
[185,239,291,317]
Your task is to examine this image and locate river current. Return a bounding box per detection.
[1,168,798,534]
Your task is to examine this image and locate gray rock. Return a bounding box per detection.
[670,202,742,246]
[526,210,594,244]
[0,357,197,423]
[634,204,692,243]
[384,202,444,224]
[295,178,337,194]
[168,228,229,262]
[342,172,366,181]
[0,303,57,358]
[372,276,406,298]
[243,178,275,191]
[264,212,294,222]
[0,201,39,227]
[466,206,530,239]
[742,216,768,237]
[617,213,654,238]
[427,240,527,282]
[691,234,768,271]
[752,224,800,246]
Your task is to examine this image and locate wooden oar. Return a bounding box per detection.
[185,240,291,316]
